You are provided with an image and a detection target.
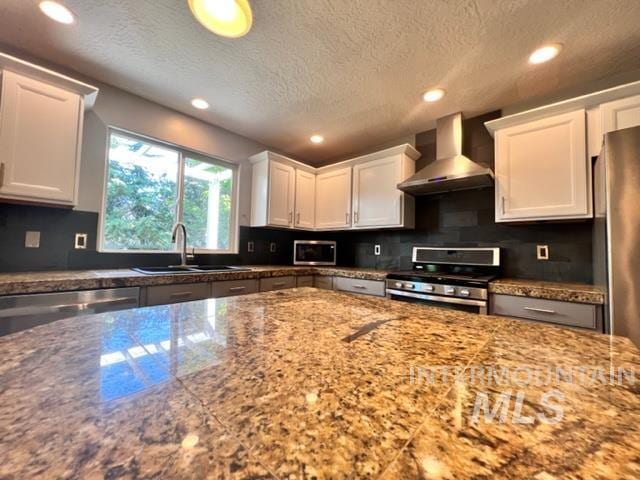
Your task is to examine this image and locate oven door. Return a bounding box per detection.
[386,289,487,314]
[293,240,336,265]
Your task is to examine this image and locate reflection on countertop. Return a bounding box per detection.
[0,288,636,478]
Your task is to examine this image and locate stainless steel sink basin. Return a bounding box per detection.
[132,266,250,275]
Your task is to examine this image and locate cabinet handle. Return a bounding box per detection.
[354,211,359,224]
[353,284,367,289]
[273,282,286,287]
[345,212,349,224]
[501,196,505,215]
[228,286,246,292]
[0,163,4,188]
[296,212,300,224]
[524,307,556,314]
[288,212,293,224]
[170,292,193,299]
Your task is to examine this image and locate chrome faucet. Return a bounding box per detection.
[171,222,192,267]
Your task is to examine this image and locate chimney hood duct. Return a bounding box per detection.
[397,113,494,195]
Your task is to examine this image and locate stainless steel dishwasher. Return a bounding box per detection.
[0,287,140,337]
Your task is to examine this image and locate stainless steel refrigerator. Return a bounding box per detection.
[593,125,640,347]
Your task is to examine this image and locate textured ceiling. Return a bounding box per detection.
[1,0,640,164]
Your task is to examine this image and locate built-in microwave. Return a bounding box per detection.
[293,240,336,265]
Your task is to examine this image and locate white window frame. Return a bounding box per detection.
[98,127,240,254]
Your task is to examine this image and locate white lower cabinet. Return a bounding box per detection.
[259,276,296,292]
[491,294,602,331]
[334,277,385,297]
[494,109,590,222]
[144,283,210,306]
[210,279,259,298]
[315,167,352,229]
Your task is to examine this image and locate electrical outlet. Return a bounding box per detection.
[537,245,549,260]
[374,244,381,256]
[247,241,255,253]
[270,242,277,253]
[74,233,88,249]
[25,231,40,248]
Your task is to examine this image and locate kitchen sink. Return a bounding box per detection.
[132,266,250,275]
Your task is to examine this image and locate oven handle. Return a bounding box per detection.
[386,288,487,308]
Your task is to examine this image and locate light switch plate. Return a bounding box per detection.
[25,231,40,248]
[374,244,381,256]
[247,241,255,253]
[75,233,88,249]
[537,245,549,260]
[270,242,277,253]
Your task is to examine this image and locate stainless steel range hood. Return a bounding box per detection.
[398,113,494,195]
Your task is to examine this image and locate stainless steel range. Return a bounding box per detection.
[386,247,500,314]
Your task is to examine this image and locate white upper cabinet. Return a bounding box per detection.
[0,54,98,206]
[601,94,640,133]
[250,152,298,228]
[267,160,295,227]
[250,144,418,231]
[352,153,414,228]
[315,167,352,230]
[294,169,315,229]
[495,109,590,222]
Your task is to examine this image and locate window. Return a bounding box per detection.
[100,130,238,253]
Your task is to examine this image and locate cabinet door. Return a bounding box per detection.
[601,94,640,133]
[495,110,589,222]
[352,155,402,227]
[294,169,315,229]
[315,167,352,229]
[267,161,295,227]
[0,70,82,204]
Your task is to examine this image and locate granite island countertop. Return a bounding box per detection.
[0,288,638,479]
[0,265,388,296]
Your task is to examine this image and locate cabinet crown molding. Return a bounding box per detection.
[485,79,640,137]
[0,51,99,110]
[249,143,420,173]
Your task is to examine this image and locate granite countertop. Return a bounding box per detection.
[489,278,605,305]
[0,265,388,296]
[1,288,638,478]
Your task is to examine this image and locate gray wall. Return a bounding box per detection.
[78,81,269,226]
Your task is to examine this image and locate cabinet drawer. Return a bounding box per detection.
[296,275,314,287]
[145,282,210,306]
[259,276,296,292]
[491,294,598,330]
[211,279,258,298]
[314,276,333,290]
[334,277,385,297]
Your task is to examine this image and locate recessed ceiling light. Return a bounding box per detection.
[310,135,324,144]
[529,44,563,64]
[39,1,76,24]
[188,0,253,38]
[191,98,210,109]
[422,88,446,103]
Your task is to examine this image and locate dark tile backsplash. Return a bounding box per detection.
[0,111,594,283]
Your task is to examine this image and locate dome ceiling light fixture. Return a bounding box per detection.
[529,43,563,64]
[39,1,76,25]
[188,0,253,38]
[310,135,324,144]
[191,98,210,109]
[422,88,446,103]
